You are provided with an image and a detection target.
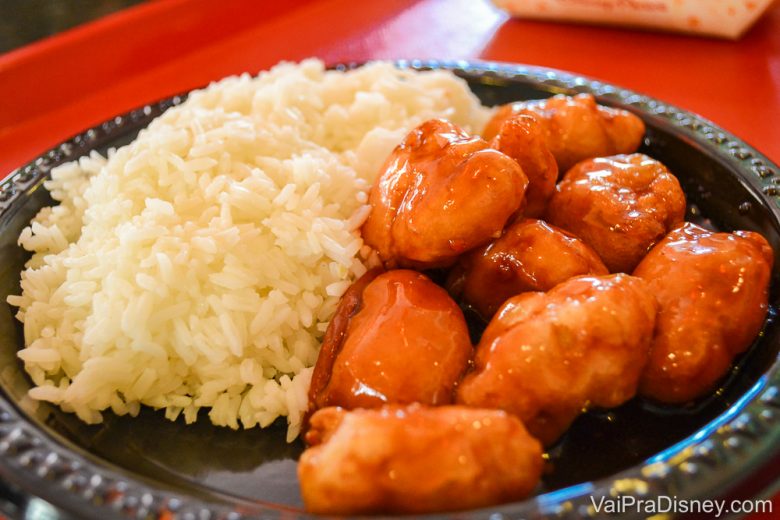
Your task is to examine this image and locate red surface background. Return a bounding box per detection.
[1,0,779,176]
[0,0,777,513]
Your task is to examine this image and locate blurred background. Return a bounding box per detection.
[0,0,145,52]
[2,0,777,175]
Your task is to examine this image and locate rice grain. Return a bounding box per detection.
[9,59,490,440]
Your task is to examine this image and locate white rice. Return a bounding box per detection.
[7,59,490,441]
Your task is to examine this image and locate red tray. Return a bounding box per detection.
[1,0,779,177]
[0,0,777,515]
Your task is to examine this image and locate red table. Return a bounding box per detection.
[0,0,777,513]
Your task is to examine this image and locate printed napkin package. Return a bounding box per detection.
[493,0,775,39]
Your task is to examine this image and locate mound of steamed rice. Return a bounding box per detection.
[7,60,491,440]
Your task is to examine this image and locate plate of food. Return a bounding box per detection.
[0,59,778,519]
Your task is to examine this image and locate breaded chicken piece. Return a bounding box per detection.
[545,153,686,273]
[299,405,543,514]
[308,269,472,413]
[447,218,608,319]
[634,222,773,403]
[489,114,558,217]
[483,93,645,173]
[457,274,657,445]
[362,119,528,269]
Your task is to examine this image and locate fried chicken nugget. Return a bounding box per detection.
[483,93,645,173]
[489,114,558,217]
[299,405,543,514]
[308,269,472,412]
[546,154,686,273]
[447,218,608,319]
[635,223,773,403]
[457,274,657,445]
[362,119,528,269]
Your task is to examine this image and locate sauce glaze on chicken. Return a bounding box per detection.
[299,405,543,515]
[483,93,646,173]
[546,153,687,273]
[296,95,775,516]
[361,119,528,269]
[634,223,773,403]
[308,269,472,413]
[447,218,608,320]
[489,114,558,217]
[457,274,658,445]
